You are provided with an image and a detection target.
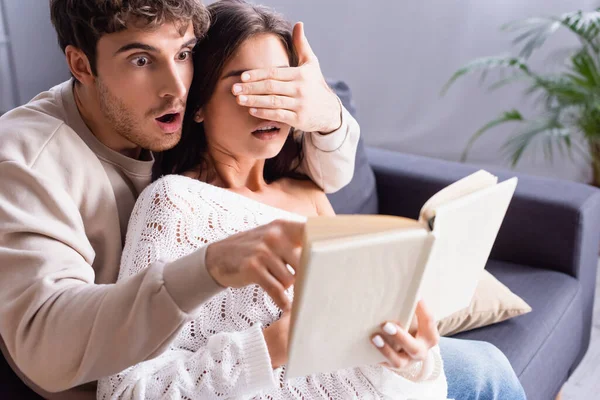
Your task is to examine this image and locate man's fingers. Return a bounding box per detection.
[415,301,440,348]
[275,220,306,246]
[233,80,297,97]
[263,254,295,289]
[237,94,298,110]
[272,245,302,276]
[264,220,304,269]
[293,22,317,65]
[241,66,300,83]
[248,108,297,126]
[256,269,290,310]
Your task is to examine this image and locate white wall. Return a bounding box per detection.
[0,0,17,113]
[1,0,69,106]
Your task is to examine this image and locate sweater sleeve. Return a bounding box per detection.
[358,346,448,399]
[97,324,276,400]
[297,103,360,194]
[97,177,276,399]
[0,161,223,393]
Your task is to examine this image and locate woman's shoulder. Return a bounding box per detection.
[136,174,220,212]
[276,178,335,216]
[276,177,321,200]
[138,174,191,199]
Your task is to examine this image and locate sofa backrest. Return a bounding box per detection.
[326,80,378,215]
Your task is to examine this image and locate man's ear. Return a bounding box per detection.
[194,108,205,123]
[65,45,95,86]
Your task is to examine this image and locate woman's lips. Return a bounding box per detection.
[251,127,281,140]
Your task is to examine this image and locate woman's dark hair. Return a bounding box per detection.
[156,0,304,182]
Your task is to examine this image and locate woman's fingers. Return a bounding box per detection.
[415,300,440,348]
[381,322,428,360]
[371,334,412,369]
[372,301,440,368]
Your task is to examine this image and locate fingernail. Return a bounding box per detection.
[233,84,242,94]
[250,108,258,114]
[372,335,385,348]
[286,264,296,275]
[242,73,250,81]
[238,95,247,104]
[383,322,398,335]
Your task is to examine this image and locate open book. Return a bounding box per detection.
[285,170,518,379]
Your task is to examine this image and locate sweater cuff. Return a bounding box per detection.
[239,325,277,395]
[162,246,224,315]
[309,99,350,152]
[387,346,443,382]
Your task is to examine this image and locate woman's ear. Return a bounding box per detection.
[194,108,205,123]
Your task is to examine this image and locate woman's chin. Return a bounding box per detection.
[249,141,287,160]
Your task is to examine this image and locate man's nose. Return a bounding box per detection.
[159,62,188,99]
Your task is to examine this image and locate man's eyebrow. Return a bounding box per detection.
[114,38,197,56]
[181,38,198,49]
[114,42,158,55]
[222,65,290,79]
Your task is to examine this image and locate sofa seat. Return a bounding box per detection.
[454,260,583,399]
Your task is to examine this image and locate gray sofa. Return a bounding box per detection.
[326,81,600,400]
[2,83,600,400]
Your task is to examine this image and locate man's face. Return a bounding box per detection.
[93,21,196,152]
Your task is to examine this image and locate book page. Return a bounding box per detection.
[286,227,434,379]
[419,177,518,321]
[419,170,498,223]
[304,215,423,242]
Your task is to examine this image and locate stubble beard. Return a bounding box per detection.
[96,79,183,153]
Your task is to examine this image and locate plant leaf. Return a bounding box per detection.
[442,56,531,95]
[501,117,569,166]
[487,73,532,92]
[461,110,525,162]
[503,10,600,56]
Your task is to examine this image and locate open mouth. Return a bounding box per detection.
[155,112,182,134]
[156,113,179,124]
[252,126,280,134]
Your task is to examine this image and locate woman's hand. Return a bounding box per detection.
[263,312,291,369]
[371,301,440,370]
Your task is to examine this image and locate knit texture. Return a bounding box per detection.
[97,175,448,399]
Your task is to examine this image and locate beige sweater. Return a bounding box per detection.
[0,79,360,399]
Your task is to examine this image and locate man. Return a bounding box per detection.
[0,1,356,398]
[0,1,525,399]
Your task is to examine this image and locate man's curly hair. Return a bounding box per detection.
[50,0,210,76]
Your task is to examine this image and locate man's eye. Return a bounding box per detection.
[131,57,150,67]
[178,51,192,61]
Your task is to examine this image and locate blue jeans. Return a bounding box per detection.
[440,337,527,400]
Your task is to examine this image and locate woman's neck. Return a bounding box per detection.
[206,150,268,192]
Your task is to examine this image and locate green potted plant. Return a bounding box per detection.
[443,9,600,187]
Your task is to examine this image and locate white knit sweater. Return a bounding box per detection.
[97,175,449,400]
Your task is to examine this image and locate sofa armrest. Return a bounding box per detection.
[366,147,600,281]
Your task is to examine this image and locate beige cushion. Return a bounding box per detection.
[437,270,532,337]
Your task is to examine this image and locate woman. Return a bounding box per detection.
[97,1,448,398]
